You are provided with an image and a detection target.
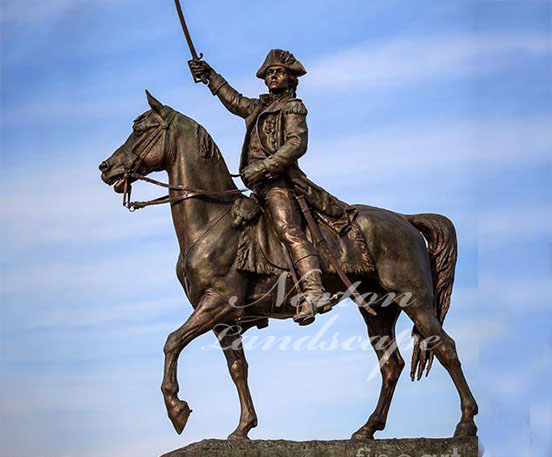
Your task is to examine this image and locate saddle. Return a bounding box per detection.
[231,195,375,276]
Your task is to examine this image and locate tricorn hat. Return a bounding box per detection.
[256,49,307,79]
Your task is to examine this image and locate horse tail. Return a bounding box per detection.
[405,213,458,381]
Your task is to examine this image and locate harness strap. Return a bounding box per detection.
[129,172,247,195]
[182,208,232,263]
[125,172,248,211]
[122,110,247,211]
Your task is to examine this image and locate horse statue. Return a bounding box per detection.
[99,92,478,441]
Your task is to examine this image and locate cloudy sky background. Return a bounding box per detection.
[1,1,551,456]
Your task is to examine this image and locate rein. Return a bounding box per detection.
[122,110,246,212]
[124,172,247,211]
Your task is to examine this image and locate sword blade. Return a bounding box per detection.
[174,0,199,60]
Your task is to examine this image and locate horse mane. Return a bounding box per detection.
[166,110,223,162]
[170,109,238,190]
[195,123,222,161]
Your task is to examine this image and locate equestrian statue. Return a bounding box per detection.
[99,47,478,441]
[100,0,477,434]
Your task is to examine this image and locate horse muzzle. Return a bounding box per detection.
[100,170,127,195]
[113,177,128,194]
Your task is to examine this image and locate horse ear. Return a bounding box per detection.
[145,90,164,116]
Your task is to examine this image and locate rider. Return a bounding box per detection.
[190,49,328,325]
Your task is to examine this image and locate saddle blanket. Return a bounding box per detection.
[231,197,375,276]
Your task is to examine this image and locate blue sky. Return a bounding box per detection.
[1,1,551,456]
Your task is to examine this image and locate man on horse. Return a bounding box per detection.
[190,49,328,325]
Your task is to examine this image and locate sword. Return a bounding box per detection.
[173,0,208,84]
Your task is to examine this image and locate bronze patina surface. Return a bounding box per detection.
[99,50,478,441]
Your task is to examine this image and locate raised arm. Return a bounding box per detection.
[189,60,257,119]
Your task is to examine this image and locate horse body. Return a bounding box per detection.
[99,94,477,441]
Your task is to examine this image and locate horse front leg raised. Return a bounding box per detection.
[161,290,241,434]
[214,323,258,440]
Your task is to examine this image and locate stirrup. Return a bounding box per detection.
[317,301,333,315]
[314,292,334,315]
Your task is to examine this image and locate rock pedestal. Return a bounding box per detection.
[161,437,479,457]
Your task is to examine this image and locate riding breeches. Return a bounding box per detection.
[254,179,318,266]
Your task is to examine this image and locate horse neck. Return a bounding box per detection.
[166,115,237,252]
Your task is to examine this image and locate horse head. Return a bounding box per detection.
[99,91,175,194]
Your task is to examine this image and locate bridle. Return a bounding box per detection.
[121,110,246,212]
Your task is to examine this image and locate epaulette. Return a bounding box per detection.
[250,99,262,110]
[283,99,308,116]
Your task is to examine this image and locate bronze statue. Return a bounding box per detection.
[98,0,477,440]
[190,50,333,326]
[99,57,478,440]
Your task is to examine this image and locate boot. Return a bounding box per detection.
[293,255,331,326]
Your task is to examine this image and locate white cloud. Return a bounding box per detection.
[531,401,552,433]
[305,33,551,91]
[0,247,175,295]
[479,206,551,244]
[298,115,551,220]
[480,275,552,313]
[449,274,552,315]
[14,296,182,331]
[304,116,551,182]
[450,314,510,345]
[0,0,77,25]
[1,156,174,251]
[3,115,549,258]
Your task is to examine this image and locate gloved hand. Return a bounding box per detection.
[241,162,267,187]
[188,60,213,82]
[260,156,283,180]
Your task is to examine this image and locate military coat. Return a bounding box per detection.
[208,72,351,221]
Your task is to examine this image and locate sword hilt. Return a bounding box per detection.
[188,53,208,85]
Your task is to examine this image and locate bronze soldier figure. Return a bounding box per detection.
[190,50,328,325]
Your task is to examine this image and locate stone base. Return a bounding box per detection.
[161,437,479,457]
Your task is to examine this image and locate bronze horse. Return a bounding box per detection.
[99,92,478,441]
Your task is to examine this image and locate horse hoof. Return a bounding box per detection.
[454,421,477,437]
[169,401,192,435]
[227,431,250,441]
[351,429,374,441]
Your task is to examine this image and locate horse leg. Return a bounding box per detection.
[352,302,404,440]
[161,290,240,434]
[214,323,258,440]
[401,287,478,437]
